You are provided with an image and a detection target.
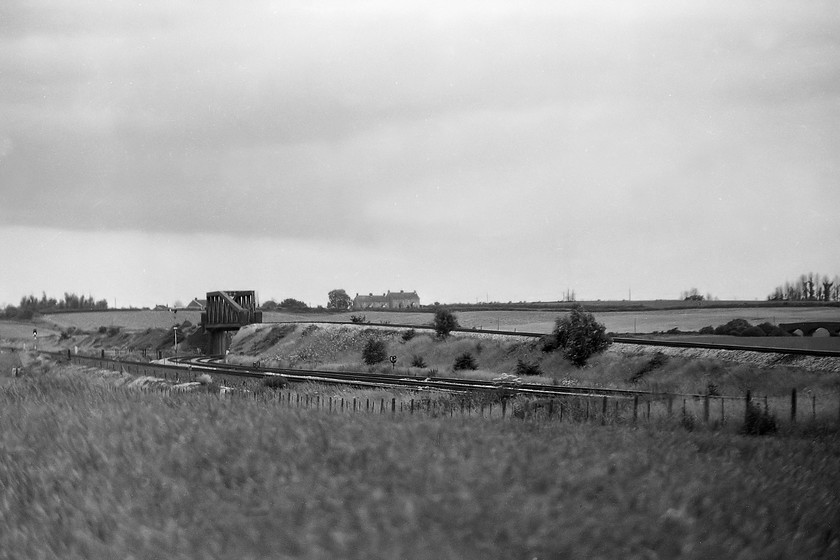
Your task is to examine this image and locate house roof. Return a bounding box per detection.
[186,298,207,308]
[354,293,388,302]
[386,290,419,299]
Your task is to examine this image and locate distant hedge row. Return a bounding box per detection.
[699,319,788,337]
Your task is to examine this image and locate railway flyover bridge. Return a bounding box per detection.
[778,321,840,337]
[200,290,262,354]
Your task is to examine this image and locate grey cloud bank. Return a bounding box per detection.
[1,1,838,306]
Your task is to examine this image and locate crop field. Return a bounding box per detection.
[265,306,840,335]
[1,362,839,559]
[39,309,203,332]
[33,304,840,337]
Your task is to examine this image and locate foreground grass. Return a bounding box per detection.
[1,367,839,559]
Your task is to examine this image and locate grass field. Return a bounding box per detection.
[1,362,839,559]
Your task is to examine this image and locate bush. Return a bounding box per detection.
[350,315,367,324]
[402,329,416,342]
[698,325,715,335]
[433,309,459,339]
[545,306,611,367]
[106,326,121,337]
[263,376,288,389]
[757,322,788,337]
[362,338,387,365]
[514,359,542,376]
[713,318,752,336]
[741,326,766,337]
[98,326,107,334]
[453,352,477,371]
[740,401,778,436]
[410,354,427,368]
[628,352,668,383]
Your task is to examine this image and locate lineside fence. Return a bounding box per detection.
[49,350,840,429]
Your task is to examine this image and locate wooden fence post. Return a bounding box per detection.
[791,388,797,423]
[720,397,725,423]
[703,394,710,424]
[744,390,751,425]
[502,400,507,418]
[633,396,638,422]
[601,396,608,425]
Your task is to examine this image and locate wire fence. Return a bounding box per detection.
[19,350,840,430]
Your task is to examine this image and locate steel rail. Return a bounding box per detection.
[169,355,732,400]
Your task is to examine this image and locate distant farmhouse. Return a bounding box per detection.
[353,290,420,310]
[185,298,207,311]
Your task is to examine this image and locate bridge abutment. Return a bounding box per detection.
[210,331,229,355]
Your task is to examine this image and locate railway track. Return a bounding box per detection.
[168,355,736,401]
[26,323,840,403]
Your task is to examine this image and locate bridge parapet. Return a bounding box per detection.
[778,321,840,337]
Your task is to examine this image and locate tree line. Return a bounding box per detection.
[767,273,839,302]
[2,292,109,320]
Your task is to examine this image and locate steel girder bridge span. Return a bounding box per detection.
[200,290,262,354]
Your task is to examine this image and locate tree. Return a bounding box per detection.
[545,305,611,367]
[433,308,459,339]
[362,338,387,365]
[680,288,704,301]
[327,289,352,311]
[767,272,840,302]
[279,298,309,310]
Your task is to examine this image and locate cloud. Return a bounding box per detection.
[1,0,838,262]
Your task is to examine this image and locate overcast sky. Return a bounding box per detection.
[1,1,838,309]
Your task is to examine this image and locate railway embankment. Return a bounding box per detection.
[609,342,840,374]
[226,322,840,377]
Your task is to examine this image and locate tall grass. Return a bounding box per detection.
[1,365,839,558]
